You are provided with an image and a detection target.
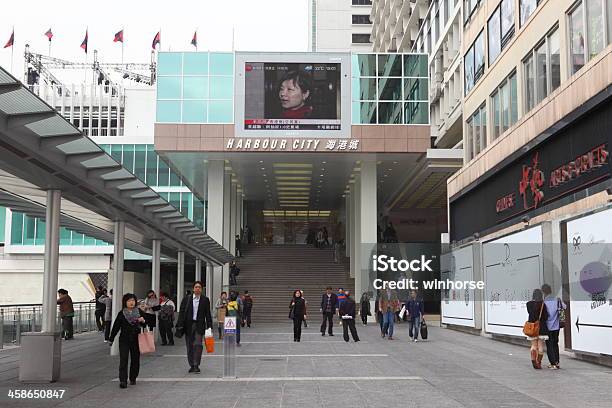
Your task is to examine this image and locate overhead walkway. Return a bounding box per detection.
[0,66,232,382]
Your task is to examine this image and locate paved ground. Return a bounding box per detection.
[0,320,610,408]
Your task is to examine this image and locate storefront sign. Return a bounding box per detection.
[450,102,612,241]
[225,138,359,151]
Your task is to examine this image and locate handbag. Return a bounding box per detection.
[398,305,407,320]
[523,302,544,337]
[558,298,566,329]
[204,328,215,353]
[288,306,295,320]
[138,327,156,354]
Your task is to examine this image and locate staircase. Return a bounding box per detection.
[233,245,353,323]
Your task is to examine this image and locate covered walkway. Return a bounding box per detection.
[0,323,610,407]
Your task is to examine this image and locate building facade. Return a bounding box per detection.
[309,0,374,52]
[446,0,612,363]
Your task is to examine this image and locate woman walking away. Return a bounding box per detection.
[215,292,228,340]
[526,289,549,369]
[289,290,307,342]
[360,292,371,325]
[339,290,360,342]
[109,293,146,388]
[143,290,160,331]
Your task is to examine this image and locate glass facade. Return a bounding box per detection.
[156,52,234,124]
[157,52,429,126]
[351,53,429,124]
[10,212,111,246]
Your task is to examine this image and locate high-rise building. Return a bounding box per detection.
[309,0,374,52]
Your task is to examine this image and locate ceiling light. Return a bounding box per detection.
[260,167,265,170]
[322,161,327,164]
[277,187,310,191]
[273,163,313,168]
[319,174,324,177]
[277,181,311,186]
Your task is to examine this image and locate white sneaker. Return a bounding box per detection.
[104,340,108,343]
[413,339,418,342]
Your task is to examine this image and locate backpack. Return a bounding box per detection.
[159,301,174,321]
[227,300,241,318]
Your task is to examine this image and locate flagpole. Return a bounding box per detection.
[10,26,14,75]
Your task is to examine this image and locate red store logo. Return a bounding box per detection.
[519,152,545,210]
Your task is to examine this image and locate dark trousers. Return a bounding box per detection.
[320,312,334,334]
[104,320,112,341]
[144,313,156,330]
[342,318,359,342]
[546,329,560,365]
[118,338,140,383]
[185,327,203,368]
[236,324,241,344]
[293,317,303,341]
[95,310,105,331]
[61,316,73,339]
[361,312,368,325]
[159,319,174,345]
[243,308,252,327]
[229,273,237,286]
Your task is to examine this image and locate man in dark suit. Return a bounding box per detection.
[320,286,338,336]
[176,281,212,373]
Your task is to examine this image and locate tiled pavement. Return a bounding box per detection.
[0,320,610,408]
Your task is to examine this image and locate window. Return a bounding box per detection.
[352,34,371,44]
[464,30,484,94]
[488,0,515,65]
[466,104,486,160]
[352,15,371,25]
[352,0,372,5]
[490,72,518,140]
[520,0,539,27]
[568,0,610,74]
[523,27,560,112]
[464,0,480,25]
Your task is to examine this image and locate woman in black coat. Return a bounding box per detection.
[525,289,549,369]
[289,290,307,342]
[109,293,146,388]
[360,292,371,325]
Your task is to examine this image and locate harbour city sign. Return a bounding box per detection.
[225,138,360,151]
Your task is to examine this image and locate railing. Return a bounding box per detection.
[0,302,98,349]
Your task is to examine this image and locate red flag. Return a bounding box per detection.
[152,31,160,50]
[3,30,14,49]
[45,28,53,42]
[80,29,88,53]
[191,31,197,48]
[113,29,124,43]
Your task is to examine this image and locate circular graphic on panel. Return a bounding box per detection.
[579,261,612,294]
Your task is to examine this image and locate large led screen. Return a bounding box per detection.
[234,52,350,138]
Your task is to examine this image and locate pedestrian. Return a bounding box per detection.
[94,286,106,332]
[289,289,307,342]
[360,292,371,325]
[320,286,338,336]
[215,291,228,339]
[339,290,360,342]
[376,290,386,335]
[109,293,146,388]
[406,290,424,342]
[526,288,549,369]
[322,227,330,247]
[229,261,240,286]
[542,284,566,369]
[57,289,74,340]
[227,291,242,346]
[158,291,176,346]
[143,290,159,331]
[175,281,213,374]
[337,288,346,325]
[301,290,309,327]
[242,290,253,328]
[379,288,400,340]
[235,234,242,258]
[99,289,113,342]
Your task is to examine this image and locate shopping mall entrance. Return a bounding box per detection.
[260,210,336,245]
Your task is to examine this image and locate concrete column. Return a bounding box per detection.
[41,190,61,333]
[345,193,351,258]
[207,160,225,305]
[357,161,377,298]
[177,251,185,309]
[176,251,185,307]
[349,184,356,279]
[151,239,161,295]
[239,195,244,238]
[195,258,202,282]
[206,261,214,300]
[110,220,125,356]
[230,181,238,257]
[353,176,362,292]
[222,172,232,291]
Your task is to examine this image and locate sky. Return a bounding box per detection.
[0,0,309,79]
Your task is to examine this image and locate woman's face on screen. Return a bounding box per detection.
[279,79,309,110]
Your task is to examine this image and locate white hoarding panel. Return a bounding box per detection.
[483,226,543,336]
[566,207,612,356]
[441,245,476,327]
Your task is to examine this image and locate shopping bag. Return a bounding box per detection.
[138,328,156,354]
[398,305,406,320]
[420,319,428,340]
[204,328,215,353]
